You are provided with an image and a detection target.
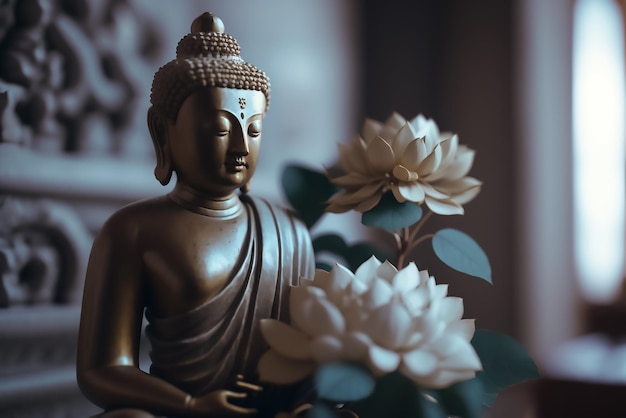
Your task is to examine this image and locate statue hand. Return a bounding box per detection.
[190,390,256,416]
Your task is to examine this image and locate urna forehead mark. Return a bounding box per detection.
[214,88,265,121]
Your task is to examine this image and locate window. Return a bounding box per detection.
[573,0,625,302]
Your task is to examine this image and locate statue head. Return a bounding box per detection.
[148,13,271,195]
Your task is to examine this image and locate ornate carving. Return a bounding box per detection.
[0,197,92,307]
[0,0,162,155]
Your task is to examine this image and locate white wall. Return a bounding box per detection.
[516,0,584,365]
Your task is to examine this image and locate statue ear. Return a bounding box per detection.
[240,181,251,194]
[147,106,173,186]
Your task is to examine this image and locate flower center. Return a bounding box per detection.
[392,165,419,182]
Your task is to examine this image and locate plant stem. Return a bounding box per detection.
[408,210,433,243]
[395,227,407,268]
[396,209,433,269]
[407,233,434,253]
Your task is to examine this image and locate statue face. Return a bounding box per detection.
[167,87,266,196]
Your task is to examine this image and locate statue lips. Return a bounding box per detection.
[225,155,247,173]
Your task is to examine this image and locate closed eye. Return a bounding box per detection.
[215,115,232,137]
[248,120,262,138]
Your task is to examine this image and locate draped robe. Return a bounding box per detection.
[144,196,314,396]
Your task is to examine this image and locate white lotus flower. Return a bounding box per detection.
[326,113,482,215]
[257,257,482,389]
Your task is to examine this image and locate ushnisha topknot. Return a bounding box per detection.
[150,12,271,121]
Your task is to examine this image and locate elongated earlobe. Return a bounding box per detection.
[240,181,251,194]
[147,107,173,185]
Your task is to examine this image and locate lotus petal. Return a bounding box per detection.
[354,256,382,285]
[366,345,401,376]
[257,350,316,384]
[369,302,413,350]
[402,331,425,350]
[429,333,469,358]
[328,182,383,206]
[417,143,443,176]
[402,349,438,376]
[328,263,354,292]
[366,136,396,175]
[416,307,446,340]
[362,118,383,144]
[290,286,345,337]
[446,319,476,342]
[450,185,482,205]
[438,148,475,181]
[379,112,406,141]
[311,335,344,364]
[376,260,398,283]
[260,319,313,360]
[418,269,430,285]
[402,286,430,316]
[415,369,477,389]
[392,262,419,292]
[350,277,368,295]
[398,183,425,203]
[330,172,372,188]
[424,197,464,216]
[417,118,440,152]
[421,182,450,199]
[325,200,360,214]
[392,165,418,182]
[408,113,428,131]
[308,269,330,290]
[391,184,407,203]
[437,296,464,323]
[338,138,368,174]
[432,283,449,300]
[362,278,393,309]
[437,134,459,169]
[391,122,418,152]
[400,138,426,171]
[353,190,384,212]
[435,177,482,195]
[438,338,482,371]
[342,332,373,361]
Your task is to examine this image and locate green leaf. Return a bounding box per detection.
[316,262,333,272]
[415,392,449,418]
[362,191,423,232]
[353,372,446,418]
[314,363,375,402]
[345,243,391,272]
[313,234,349,256]
[471,330,540,407]
[282,165,338,228]
[308,403,340,418]
[437,378,485,418]
[432,228,492,283]
[313,234,391,272]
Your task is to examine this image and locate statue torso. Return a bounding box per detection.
[78,188,315,406]
[124,195,250,318]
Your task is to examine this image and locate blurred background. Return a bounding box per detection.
[1,0,625,416]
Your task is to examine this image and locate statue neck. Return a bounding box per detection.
[168,182,243,219]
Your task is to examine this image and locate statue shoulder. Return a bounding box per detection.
[97,196,171,244]
[242,195,308,230]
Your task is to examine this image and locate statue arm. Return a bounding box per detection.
[76,212,253,416]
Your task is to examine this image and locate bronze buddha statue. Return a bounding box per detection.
[77,13,315,417]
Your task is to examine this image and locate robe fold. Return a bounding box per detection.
[144,196,314,396]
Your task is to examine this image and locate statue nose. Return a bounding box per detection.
[229,130,249,155]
